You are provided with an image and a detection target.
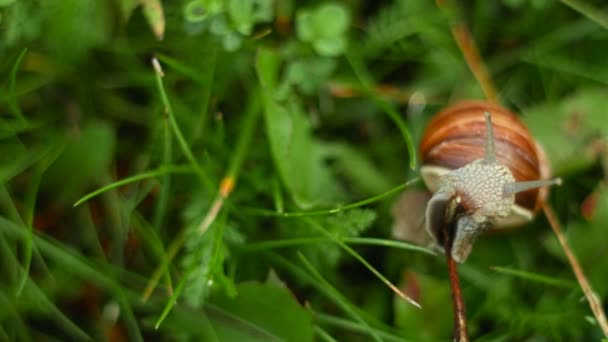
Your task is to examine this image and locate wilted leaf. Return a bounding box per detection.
[140,0,165,40]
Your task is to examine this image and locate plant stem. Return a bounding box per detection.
[543,204,608,337]
[435,0,498,103]
[443,222,469,342]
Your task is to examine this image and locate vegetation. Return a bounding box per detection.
[1,0,607,340]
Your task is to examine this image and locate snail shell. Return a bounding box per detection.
[419,100,551,229]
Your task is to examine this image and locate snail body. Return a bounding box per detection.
[419,101,551,229]
[414,101,560,262]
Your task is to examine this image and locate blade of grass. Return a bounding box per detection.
[0,216,144,342]
[155,53,209,85]
[8,48,28,124]
[559,0,608,30]
[142,79,261,301]
[241,236,435,255]
[490,266,576,289]
[270,252,382,342]
[0,232,91,340]
[304,218,421,308]
[241,178,419,217]
[345,51,416,170]
[152,57,214,193]
[152,115,173,233]
[0,291,30,340]
[16,164,45,296]
[435,0,498,103]
[314,313,407,342]
[543,205,608,337]
[314,326,338,342]
[73,165,192,206]
[154,262,194,329]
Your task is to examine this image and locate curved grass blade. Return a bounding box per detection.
[152,57,214,193]
[304,218,421,308]
[8,48,28,123]
[270,252,382,342]
[73,165,192,207]
[242,236,435,255]
[490,266,576,289]
[241,178,419,218]
[0,217,143,342]
[345,51,416,170]
[559,0,608,30]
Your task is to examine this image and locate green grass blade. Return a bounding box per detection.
[559,0,608,30]
[298,252,383,342]
[314,313,407,342]
[345,51,416,170]
[270,252,382,342]
[8,48,28,123]
[242,236,434,255]
[0,234,91,340]
[17,142,63,296]
[151,57,215,193]
[153,115,173,232]
[241,178,419,218]
[0,217,143,342]
[314,326,338,342]
[304,218,421,308]
[490,266,576,289]
[73,165,192,206]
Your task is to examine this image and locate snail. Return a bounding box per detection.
[393,101,561,262]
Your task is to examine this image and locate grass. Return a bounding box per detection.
[1,0,608,341]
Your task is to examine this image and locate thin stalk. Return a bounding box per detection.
[444,220,468,342]
[543,205,608,337]
[152,57,214,193]
[435,0,498,103]
[74,165,192,207]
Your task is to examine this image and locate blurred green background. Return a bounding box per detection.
[1,0,608,341]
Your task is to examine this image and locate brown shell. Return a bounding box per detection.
[419,100,549,212]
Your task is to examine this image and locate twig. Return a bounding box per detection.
[435,0,498,103]
[543,204,608,337]
[443,222,469,342]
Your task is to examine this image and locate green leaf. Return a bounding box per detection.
[325,143,393,196]
[313,35,347,57]
[206,282,314,342]
[284,57,336,95]
[41,0,111,62]
[256,48,343,208]
[312,3,350,38]
[296,11,315,42]
[229,0,254,35]
[523,88,608,175]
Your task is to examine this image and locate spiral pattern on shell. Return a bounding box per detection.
[419,100,550,213]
